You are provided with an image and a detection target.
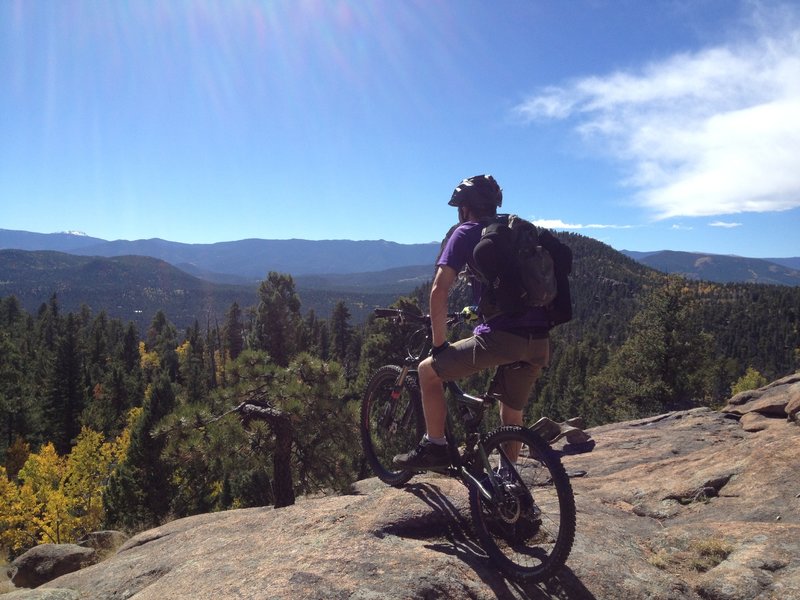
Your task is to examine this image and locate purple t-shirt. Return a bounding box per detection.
[436,221,550,335]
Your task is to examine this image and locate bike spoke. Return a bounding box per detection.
[469,426,575,582]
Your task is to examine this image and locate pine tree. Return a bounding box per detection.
[587,278,715,420]
[223,302,244,361]
[46,314,86,454]
[103,373,175,529]
[329,300,353,363]
[146,311,179,382]
[251,272,302,367]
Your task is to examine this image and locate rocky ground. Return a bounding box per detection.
[4,374,799,600]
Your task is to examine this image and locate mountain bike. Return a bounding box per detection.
[360,308,575,583]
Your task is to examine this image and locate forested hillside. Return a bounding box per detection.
[0,249,411,329]
[1,232,798,560]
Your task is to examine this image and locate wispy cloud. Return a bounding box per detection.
[709,221,743,228]
[515,6,800,220]
[533,219,633,230]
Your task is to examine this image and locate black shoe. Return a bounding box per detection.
[393,438,450,470]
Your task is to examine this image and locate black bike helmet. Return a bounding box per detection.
[448,174,503,209]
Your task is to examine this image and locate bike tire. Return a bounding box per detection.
[360,365,425,487]
[469,425,575,582]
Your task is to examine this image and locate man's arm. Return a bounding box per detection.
[430,265,457,347]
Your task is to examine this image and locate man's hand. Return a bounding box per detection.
[460,305,479,323]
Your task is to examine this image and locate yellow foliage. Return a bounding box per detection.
[0,467,40,555]
[214,349,227,383]
[1,413,143,554]
[139,341,160,373]
[17,443,65,504]
[176,340,192,361]
[111,406,143,464]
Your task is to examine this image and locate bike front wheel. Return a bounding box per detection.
[469,426,576,582]
[360,365,425,487]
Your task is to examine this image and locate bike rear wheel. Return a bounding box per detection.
[469,426,575,582]
[360,365,425,487]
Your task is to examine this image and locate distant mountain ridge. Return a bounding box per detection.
[622,249,800,286]
[0,229,440,280]
[2,228,798,288]
[0,249,256,332]
[0,249,415,330]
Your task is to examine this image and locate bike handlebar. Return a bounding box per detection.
[373,308,428,323]
[373,308,467,326]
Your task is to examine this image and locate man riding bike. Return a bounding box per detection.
[393,174,551,470]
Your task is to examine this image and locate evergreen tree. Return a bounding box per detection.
[0,331,26,450]
[223,302,244,362]
[146,311,179,381]
[329,300,353,363]
[46,314,86,454]
[103,372,175,529]
[178,321,208,404]
[587,278,715,421]
[250,272,302,367]
[121,323,140,373]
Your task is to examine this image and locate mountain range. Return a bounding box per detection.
[0,228,798,330]
[0,229,439,283]
[621,250,800,286]
[3,228,797,286]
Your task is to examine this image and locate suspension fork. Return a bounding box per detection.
[385,365,417,432]
[389,365,411,399]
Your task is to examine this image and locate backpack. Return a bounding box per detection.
[472,214,573,326]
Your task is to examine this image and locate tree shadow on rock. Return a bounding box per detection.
[402,482,596,600]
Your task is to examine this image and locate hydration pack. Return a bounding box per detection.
[472,215,573,326]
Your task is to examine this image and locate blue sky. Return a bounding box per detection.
[1,0,799,258]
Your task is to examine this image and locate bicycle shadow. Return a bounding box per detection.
[402,482,596,600]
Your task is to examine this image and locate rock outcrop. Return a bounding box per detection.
[2,377,797,599]
[8,545,96,590]
[723,372,800,429]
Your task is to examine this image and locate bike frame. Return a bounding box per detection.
[382,309,525,505]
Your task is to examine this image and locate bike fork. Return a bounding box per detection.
[389,365,411,400]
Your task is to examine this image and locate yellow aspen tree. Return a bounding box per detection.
[0,466,40,555]
[59,427,114,539]
[16,443,66,544]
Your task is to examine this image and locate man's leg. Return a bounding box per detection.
[491,339,549,463]
[419,356,447,439]
[391,356,450,469]
[499,402,523,427]
[499,401,524,463]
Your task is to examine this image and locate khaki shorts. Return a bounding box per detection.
[431,330,550,410]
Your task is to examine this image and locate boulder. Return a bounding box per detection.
[723,374,800,423]
[11,544,96,589]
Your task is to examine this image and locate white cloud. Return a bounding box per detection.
[515,10,800,220]
[709,221,743,228]
[533,219,633,230]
